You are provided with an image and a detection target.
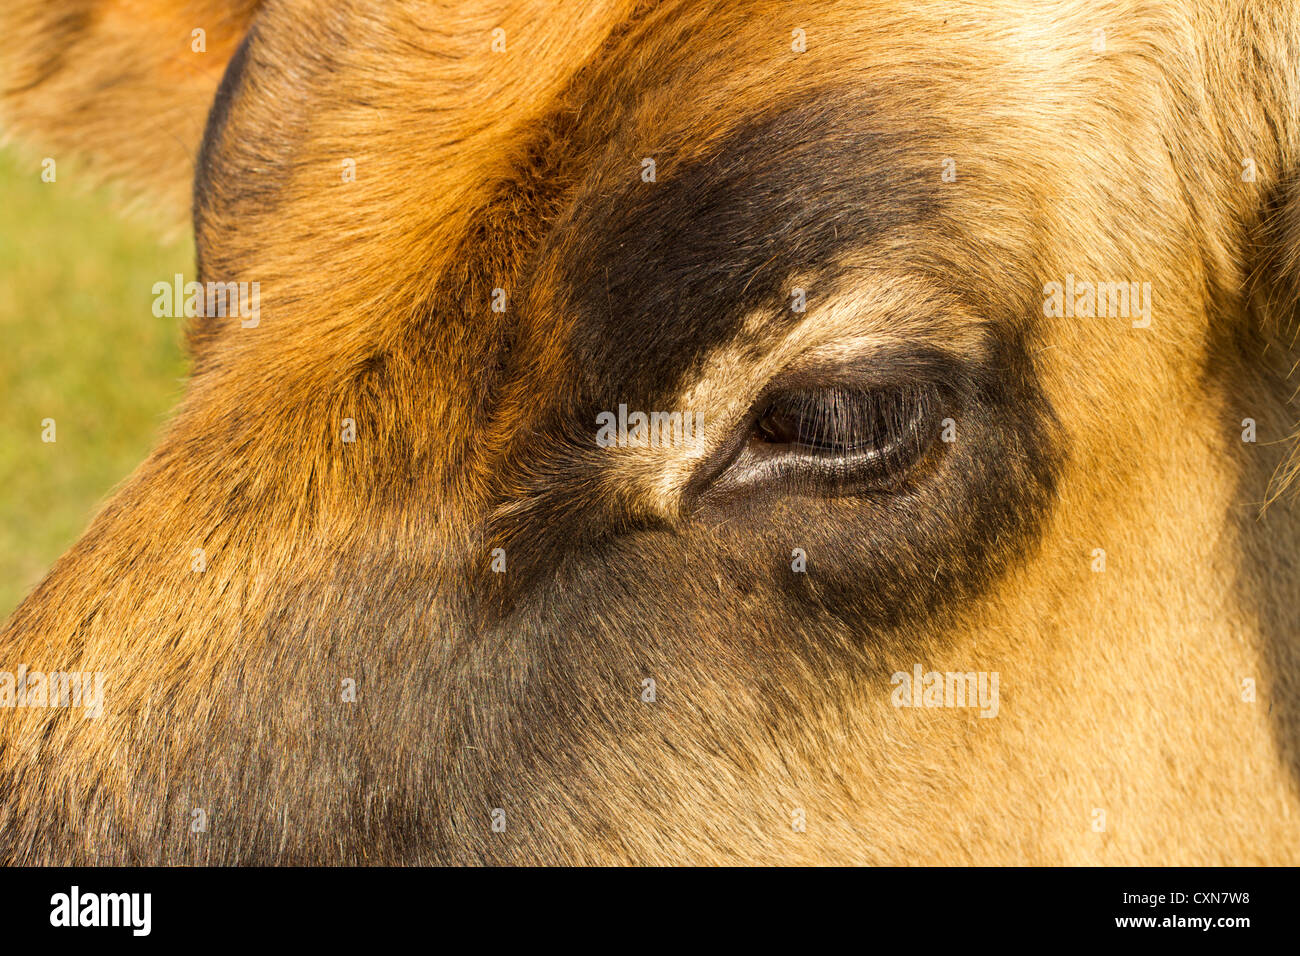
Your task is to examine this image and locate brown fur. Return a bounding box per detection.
[1,0,1299,864]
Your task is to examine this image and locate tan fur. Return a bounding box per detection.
[1,0,1299,864]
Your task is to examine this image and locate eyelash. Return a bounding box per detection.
[753,385,936,462]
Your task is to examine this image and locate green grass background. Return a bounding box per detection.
[0,148,191,618]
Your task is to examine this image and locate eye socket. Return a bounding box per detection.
[701,380,944,501]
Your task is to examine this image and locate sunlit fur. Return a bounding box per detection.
[1,0,1299,864]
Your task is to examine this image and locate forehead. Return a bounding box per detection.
[189,0,1172,434]
[196,3,1053,323]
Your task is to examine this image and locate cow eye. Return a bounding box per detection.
[703,381,942,499]
[754,382,936,473]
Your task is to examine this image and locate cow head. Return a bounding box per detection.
[2,0,1299,863]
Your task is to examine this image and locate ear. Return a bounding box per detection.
[0,1,261,221]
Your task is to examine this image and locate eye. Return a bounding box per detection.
[701,380,944,500]
[755,385,932,457]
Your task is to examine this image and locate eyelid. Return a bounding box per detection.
[761,346,969,393]
[757,384,932,451]
[684,348,969,508]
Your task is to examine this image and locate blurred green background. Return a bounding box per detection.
[0,148,191,618]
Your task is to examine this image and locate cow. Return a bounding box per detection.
[0,0,1298,865]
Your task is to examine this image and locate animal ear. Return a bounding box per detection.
[0,1,261,219]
